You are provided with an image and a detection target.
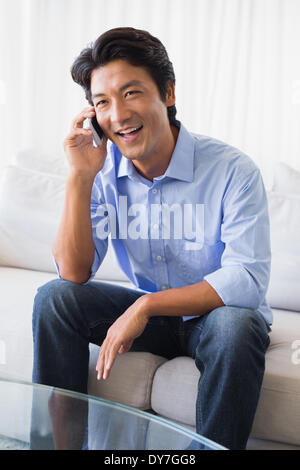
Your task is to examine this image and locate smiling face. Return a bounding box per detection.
[90,59,177,176]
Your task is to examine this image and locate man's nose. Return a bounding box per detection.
[110,99,132,126]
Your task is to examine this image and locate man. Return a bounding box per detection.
[32,27,272,450]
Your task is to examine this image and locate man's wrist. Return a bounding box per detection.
[136,281,225,320]
[138,293,156,320]
[67,169,96,186]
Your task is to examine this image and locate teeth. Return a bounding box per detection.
[120,126,141,135]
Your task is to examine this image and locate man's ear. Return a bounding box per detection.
[165,81,176,107]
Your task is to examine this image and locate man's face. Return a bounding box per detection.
[90,59,175,163]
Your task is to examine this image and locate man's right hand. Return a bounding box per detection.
[63,106,108,179]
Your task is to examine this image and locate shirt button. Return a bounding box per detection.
[152,188,157,194]
[153,223,159,230]
[156,255,162,261]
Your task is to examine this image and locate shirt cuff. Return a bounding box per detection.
[203,265,261,310]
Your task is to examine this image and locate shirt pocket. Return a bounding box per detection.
[169,238,224,283]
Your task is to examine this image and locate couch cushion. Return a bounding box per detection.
[88,346,167,410]
[251,309,300,445]
[151,357,198,426]
[0,165,127,281]
[266,191,300,312]
[150,308,300,447]
[0,165,65,274]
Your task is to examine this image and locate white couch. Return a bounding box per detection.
[0,150,300,450]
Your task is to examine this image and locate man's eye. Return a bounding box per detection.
[96,100,107,107]
[125,90,140,98]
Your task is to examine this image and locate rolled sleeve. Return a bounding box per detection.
[53,250,102,284]
[204,169,271,310]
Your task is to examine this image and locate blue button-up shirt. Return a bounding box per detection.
[88,122,272,325]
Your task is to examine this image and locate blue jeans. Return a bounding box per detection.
[32,279,271,450]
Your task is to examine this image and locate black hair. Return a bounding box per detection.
[71,27,179,127]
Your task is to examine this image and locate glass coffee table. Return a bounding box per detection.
[0,378,226,450]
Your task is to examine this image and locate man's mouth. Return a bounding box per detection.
[116,125,143,141]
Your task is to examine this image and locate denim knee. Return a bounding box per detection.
[32,278,86,331]
[33,279,67,314]
[32,278,91,391]
[195,306,270,362]
[33,279,59,319]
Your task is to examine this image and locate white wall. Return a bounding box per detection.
[1,0,300,188]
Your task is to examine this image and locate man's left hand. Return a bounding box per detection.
[96,295,150,380]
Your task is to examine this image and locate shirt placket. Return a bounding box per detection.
[148,185,170,292]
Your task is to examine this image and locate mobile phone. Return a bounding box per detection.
[89,116,104,147]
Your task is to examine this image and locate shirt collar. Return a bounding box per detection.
[117,122,195,183]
